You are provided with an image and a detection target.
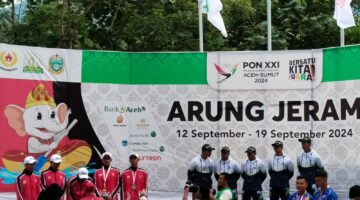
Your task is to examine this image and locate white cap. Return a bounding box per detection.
[101,152,112,159]
[129,152,139,159]
[50,154,62,163]
[77,167,89,179]
[24,156,37,165]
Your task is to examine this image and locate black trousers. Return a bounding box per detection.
[269,187,289,200]
[243,190,263,200]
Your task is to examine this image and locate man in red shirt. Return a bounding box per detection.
[40,154,66,198]
[16,156,42,200]
[121,153,148,200]
[67,167,94,200]
[94,152,121,200]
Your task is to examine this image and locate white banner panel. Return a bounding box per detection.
[0,43,81,82]
[207,50,323,90]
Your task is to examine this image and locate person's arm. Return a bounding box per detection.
[15,176,24,200]
[187,160,197,184]
[209,189,216,200]
[66,179,73,200]
[315,155,324,170]
[268,159,274,176]
[111,169,121,198]
[233,162,241,180]
[297,155,305,174]
[93,170,100,197]
[182,187,190,200]
[259,162,267,183]
[240,163,246,179]
[287,159,294,180]
[40,172,46,190]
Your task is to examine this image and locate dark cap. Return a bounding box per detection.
[298,137,311,143]
[221,146,230,153]
[271,141,283,147]
[202,144,215,151]
[245,146,256,153]
[349,185,360,198]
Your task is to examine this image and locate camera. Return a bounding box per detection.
[189,184,200,193]
[184,181,199,193]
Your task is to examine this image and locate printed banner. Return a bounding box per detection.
[0,43,82,82]
[0,43,360,198]
[207,50,323,90]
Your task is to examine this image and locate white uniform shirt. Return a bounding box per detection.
[214,157,241,175]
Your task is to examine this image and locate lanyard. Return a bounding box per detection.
[296,192,305,200]
[318,190,325,200]
[132,170,137,185]
[102,166,111,187]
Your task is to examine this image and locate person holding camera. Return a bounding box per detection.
[240,147,267,200]
[210,173,234,200]
[94,152,121,200]
[214,147,241,199]
[187,144,215,199]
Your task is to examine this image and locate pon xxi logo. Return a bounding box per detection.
[214,63,238,83]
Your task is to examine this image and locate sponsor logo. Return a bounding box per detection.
[0,51,17,71]
[140,156,161,161]
[48,54,64,74]
[117,115,123,124]
[150,131,156,138]
[214,63,238,83]
[104,106,146,113]
[23,54,43,74]
[121,140,128,147]
[288,58,316,81]
[136,118,150,129]
[114,115,126,127]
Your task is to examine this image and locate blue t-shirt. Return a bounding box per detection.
[288,191,312,200]
[313,187,338,200]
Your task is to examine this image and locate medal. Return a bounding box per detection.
[132,170,137,191]
[132,183,137,191]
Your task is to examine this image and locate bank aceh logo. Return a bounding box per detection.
[214,63,238,83]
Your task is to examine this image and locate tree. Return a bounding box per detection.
[0,0,359,51]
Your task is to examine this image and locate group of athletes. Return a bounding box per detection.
[184,138,339,200]
[15,152,148,200]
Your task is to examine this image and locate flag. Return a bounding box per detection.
[333,0,356,29]
[200,0,228,37]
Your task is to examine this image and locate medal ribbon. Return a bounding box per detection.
[102,166,111,190]
[296,193,304,200]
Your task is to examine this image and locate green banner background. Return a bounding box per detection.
[82,45,360,84]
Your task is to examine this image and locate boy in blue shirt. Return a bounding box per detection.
[288,175,312,200]
[313,170,338,200]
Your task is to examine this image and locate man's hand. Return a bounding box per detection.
[209,189,216,200]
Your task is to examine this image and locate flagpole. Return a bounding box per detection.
[199,0,204,52]
[340,28,345,46]
[267,0,272,51]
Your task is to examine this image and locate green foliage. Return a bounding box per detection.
[0,0,359,51]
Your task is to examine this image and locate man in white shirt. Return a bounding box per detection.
[297,137,324,195]
[240,147,267,200]
[214,146,241,199]
[187,144,215,199]
[268,141,294,200]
